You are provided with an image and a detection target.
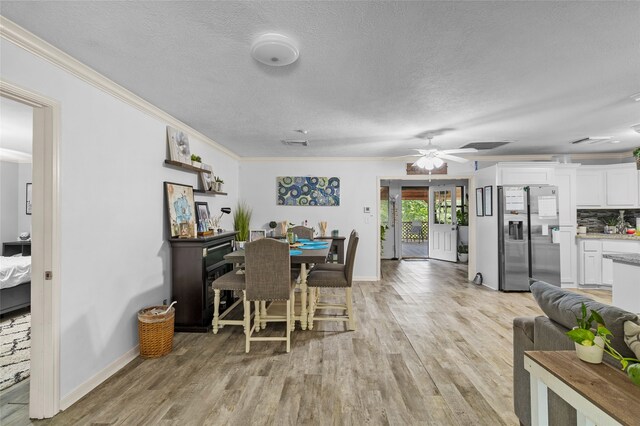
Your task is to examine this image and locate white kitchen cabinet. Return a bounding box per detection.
[576,169,604,207]
[558,227,576,285]
[605,168,638,206]
[578,239,640,286]
[555,167,578,226]
[576,164,639,208]
[499,166,556,186]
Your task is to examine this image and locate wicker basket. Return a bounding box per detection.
[138,305,175,358]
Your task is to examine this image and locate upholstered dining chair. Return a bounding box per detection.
[244,238,295,353]
[211,269,246,334]
[290,225,314,240]
[306,232,359,331]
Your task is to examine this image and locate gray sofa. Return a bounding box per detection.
[513,281,639,426]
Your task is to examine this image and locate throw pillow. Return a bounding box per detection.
[625,320,640,360]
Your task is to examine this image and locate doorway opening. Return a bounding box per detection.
[1,81,61,419]
[380,178,470,262]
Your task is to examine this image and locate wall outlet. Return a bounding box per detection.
[163,299,167,306]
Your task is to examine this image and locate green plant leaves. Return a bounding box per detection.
[566,328,595,345]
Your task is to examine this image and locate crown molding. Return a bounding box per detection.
[0,16,240,161]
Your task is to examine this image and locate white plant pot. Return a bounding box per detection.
[236,240,246,250]
[458,253,468,263]
[575,336,604,364]
[192,161,202,168]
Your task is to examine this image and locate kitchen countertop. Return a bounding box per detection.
[602,253,640,266]
[576,233,640,241]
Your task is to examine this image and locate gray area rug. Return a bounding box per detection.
[0,312,30,391]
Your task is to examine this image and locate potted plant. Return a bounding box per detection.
[215,177,224,192]
[457,244,468,263]
[566,303,640,386]
[457,209,469,245]
[190,154,202,168]
[268,221,278,237]
[603,216,618,234]
[634,147,640,170]
[233,201,252,249]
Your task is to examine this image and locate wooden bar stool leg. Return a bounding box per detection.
[242,290,247,334]
[290,288,296,331]
[213,289,221,334]
[261,301,267,329]
[286,291,292,353]
[254,301,261,332]
[244,294,251,353]
[346,287,356,331]
[308,286,316,330]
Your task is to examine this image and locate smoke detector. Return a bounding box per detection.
[251,33,299,66]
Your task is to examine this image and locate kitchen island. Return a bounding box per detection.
[603,253,640,314]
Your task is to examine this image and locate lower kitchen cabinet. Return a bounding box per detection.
[577,238,640,286]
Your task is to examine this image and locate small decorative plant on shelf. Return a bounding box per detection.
[215,177,224,192]
[191,154,202,168]
[566,303,640,386]
[268,221,278,237]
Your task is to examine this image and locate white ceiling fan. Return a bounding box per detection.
[401,135,478,170]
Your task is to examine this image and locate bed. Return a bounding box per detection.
[1,242,31,315]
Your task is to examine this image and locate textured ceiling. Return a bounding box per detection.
[2,1,639,157]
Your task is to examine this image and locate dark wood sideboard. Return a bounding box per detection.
[317,236,345,264]
[169,231,238,332]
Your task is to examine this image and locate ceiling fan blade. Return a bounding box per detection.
[387,154,423,159]
[436,153,469,163]
[440,148,478,154]
[412,148,437,154]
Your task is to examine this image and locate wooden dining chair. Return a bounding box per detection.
[243,238,295,353]
[307,232,359,331]
[211,269,246,334]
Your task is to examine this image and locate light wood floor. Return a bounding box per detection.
[2,260,611,425]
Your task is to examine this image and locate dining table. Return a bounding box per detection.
[224,242,331,330]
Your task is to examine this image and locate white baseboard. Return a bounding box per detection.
[354,276,379,282]
[561,283,578,289]
[60,345,139,410]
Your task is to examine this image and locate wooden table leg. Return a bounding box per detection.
[530,375,548,426]
[300,263,308,330]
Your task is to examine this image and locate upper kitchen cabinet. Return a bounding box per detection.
[497,164,556,186]
[576,164,638,208]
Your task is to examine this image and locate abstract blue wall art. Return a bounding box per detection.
[277,177,340,206]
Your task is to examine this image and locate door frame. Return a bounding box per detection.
[376,174,476,281]
[428,184,458,262]
[1,80,61,418]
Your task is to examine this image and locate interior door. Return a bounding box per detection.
[429,186,458,261]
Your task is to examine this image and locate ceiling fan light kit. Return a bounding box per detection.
[251,33,299,66]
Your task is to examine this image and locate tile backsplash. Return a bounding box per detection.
[577,209,640,233]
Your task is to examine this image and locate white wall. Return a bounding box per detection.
[239,159,475,279]
[17,162,32,235]
[0,160,19,243]
[0,39,239,399]
[473,165,499,289]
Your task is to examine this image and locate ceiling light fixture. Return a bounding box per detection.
[251,33,299,66]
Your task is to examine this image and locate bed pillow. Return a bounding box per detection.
[625,320,640,360]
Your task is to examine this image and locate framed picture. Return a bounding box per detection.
[249,229,267,242]
[167,126,191,164]
[476,187,484,217]
[164,182,197,238]
[484,186,493,216]
[195,202,211,234]
[200,164,213,191]
[26,183,32,215]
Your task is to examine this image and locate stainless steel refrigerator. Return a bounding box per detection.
[498,185,561,291]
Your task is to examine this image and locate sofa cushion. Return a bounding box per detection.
[530,281,639,359]
[625,320,640,359]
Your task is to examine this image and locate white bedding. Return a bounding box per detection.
[0,256,31,289]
